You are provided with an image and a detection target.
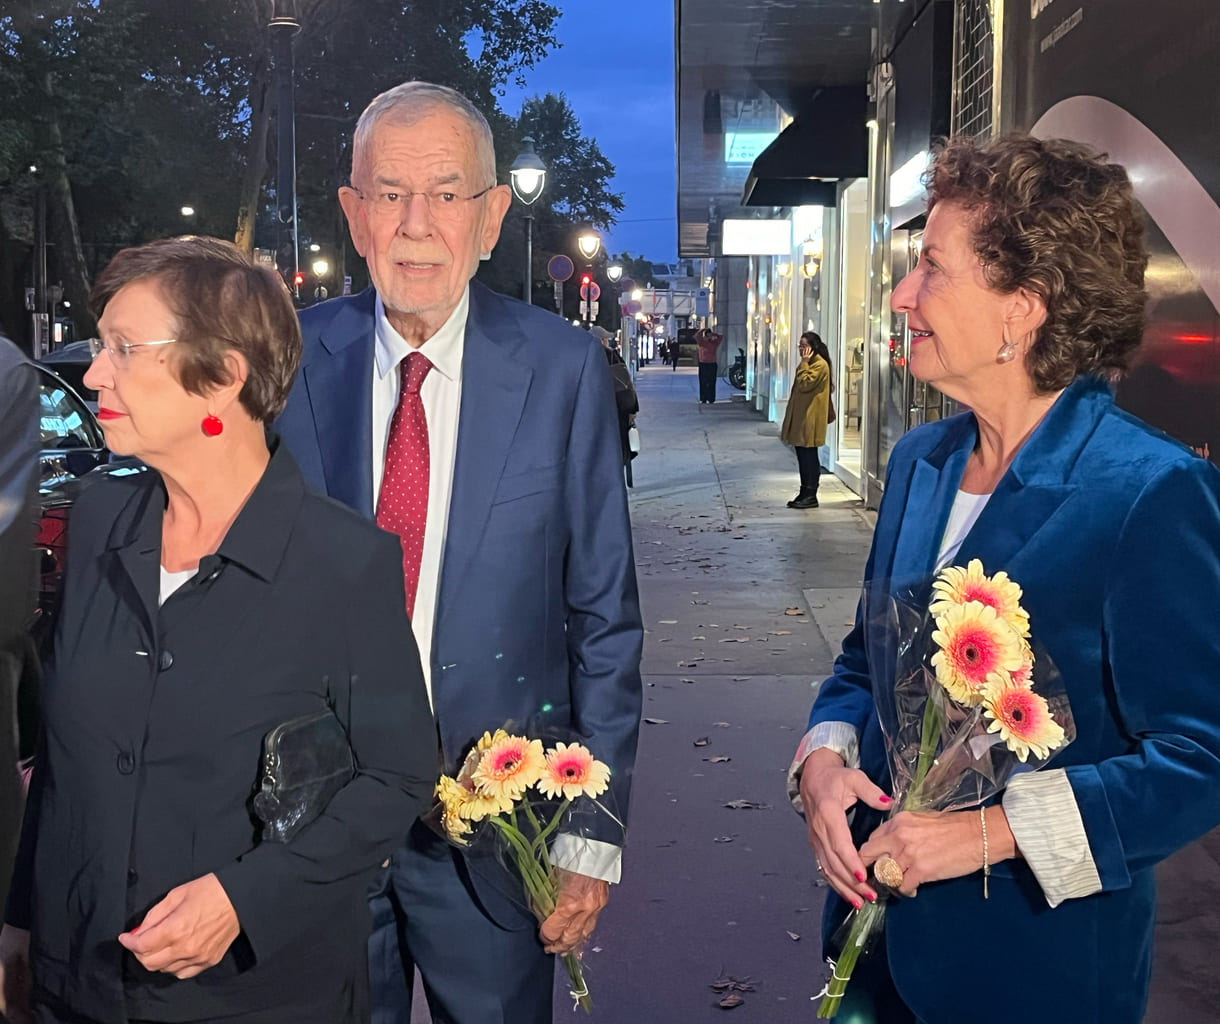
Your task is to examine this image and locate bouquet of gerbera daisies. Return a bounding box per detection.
[817,560,1076,1018]
[431,729,618,1013]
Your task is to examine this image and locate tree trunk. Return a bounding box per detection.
[234,52,272,254]
[41,72,94,338]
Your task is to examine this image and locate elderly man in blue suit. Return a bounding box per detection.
[276,82,643,1024]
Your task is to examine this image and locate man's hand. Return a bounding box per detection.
[117,872,240,979]
[538,868,609,956]
[0,924,33,1024]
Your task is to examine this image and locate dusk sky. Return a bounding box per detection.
[498,2,678,262]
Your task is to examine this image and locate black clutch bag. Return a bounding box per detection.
[252,709,355,842]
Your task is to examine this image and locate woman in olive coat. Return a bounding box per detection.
[779,332,832,508]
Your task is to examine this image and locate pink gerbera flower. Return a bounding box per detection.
[931,559,1030,638]
[472,734,545,800]
[930,601,1025,706]
[983,677,1066,763]
[537,743,611,801]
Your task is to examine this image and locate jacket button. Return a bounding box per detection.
[117,751,135,774]
[127,868,138,886]
[158,649,174,671]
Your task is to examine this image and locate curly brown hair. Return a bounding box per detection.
[925,134,1148,392]
[90,236,301,423]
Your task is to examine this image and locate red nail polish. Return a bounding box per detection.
[851,897,863,910]
[855,870,867,882]
[867,892,877,903]
[879,795,892,804]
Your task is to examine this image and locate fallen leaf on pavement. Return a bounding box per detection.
[719,637,749,643]
[710,976,757,993]
[704,756,732,763]
[784,607,804,616]
[643,717,668,725]
[713,721,730,727]
[713,835,734,843]
[658,619,678,624]
[681,678,696,684]
[732,676,752,681]
[690,635,706,640]
[693,736,710,747]
[718,993,744,1009]
[786,931,800,941]
[768,629,792,636]
[724,799,771,810]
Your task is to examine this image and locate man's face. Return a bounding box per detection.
[339,107,511,343]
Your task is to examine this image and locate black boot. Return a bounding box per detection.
[787,488,810,508]
[791,491,819,509]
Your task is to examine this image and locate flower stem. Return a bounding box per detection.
[816,900,887,1018]
[908,695,943,807]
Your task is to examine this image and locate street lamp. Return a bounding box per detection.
[180,205,196,218]
[509,137,548,305]
[269,0,301,297]
[576,229,601,261]
[606,262,623,283]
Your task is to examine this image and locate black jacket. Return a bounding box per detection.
[6,439,437,1023]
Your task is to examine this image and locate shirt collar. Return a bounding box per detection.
[374,286,469,384]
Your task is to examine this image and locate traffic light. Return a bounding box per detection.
[293,272,305,288]
[581,274,591,287]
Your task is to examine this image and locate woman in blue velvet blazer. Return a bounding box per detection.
[790,135,1220,1023]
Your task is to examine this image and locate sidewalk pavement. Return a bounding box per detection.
[410,364,1219,1021]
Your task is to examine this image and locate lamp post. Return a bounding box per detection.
[575,227,601,329]
[606,261,623,339]
[269,0,301,299]
[509,137,547,305]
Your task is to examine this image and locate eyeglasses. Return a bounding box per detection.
[348,184,494,222]
[86,337,178,365]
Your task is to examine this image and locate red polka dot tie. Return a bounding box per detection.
[376,351,432,619]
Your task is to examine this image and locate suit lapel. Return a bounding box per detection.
[888,423,974,581]
[304,291,376,517]
[108,482,163,643]
[438,286,533,614]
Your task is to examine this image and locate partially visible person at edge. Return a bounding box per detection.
[789,134,1220,1024]
[695,327,721,403]
[592,325,639,481]
[274,81,643,1024]
[0,237,437,1024]
[778,331,831,509]
[0,330,37,1019]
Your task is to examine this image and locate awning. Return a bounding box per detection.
[742,86,869,207]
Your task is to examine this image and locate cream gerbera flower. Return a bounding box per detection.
[931,559,1030,638]
[458,729,510,784]
[537,742,611,800]
[982,676,1066,762]
[434,776,475,843]
[930,601,1026,706]
[472,734,546,801]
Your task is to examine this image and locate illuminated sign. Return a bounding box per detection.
[721,219,792,255]
[724,131,779,164]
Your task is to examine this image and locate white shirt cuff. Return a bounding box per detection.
[1003,769,1102,908]
[550,835,622,884]
[787,721,862,812]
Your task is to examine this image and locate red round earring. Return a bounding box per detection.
[201,414,224,437]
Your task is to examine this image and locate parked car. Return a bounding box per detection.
[38,339,97,410]
[33,363,141,653]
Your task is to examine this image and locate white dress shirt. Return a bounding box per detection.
[372,290,466,708]
[787,489,1100,906]
[371,287,620,883]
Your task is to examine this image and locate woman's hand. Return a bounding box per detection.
[859,806,1016,898]
[0,924,33,1024]
[798,747,893,907]
[118,872,240,979]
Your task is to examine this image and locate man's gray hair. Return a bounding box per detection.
[351,81,497,188]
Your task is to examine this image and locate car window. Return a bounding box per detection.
[39,373,102,450]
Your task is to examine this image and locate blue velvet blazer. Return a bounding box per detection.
[808,376,1220,1023]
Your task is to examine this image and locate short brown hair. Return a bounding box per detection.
[925,134,1148,392]
[89,236,301,423]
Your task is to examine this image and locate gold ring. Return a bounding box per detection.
[874,856,904,889]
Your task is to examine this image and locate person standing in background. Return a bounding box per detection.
[696,327,721,403]
[0,331,37,956]
[779,331,831,508]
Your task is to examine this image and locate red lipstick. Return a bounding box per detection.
[97,408,125,420]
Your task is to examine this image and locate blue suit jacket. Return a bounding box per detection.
[277,282,643,848]
[810,377,1220,1023]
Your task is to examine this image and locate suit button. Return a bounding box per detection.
[158,649,174,671]
[117,751,135,774]
[127,868,138,886]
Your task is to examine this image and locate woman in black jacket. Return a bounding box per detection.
[0,237,437,1024]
